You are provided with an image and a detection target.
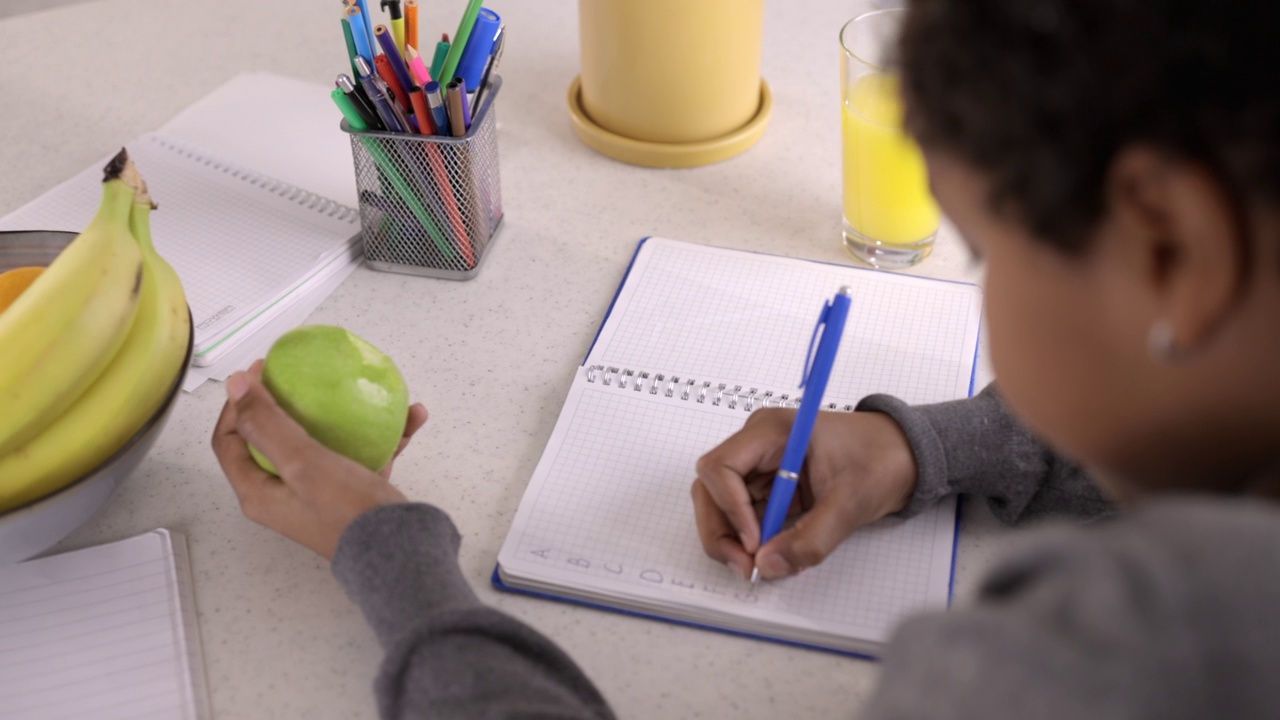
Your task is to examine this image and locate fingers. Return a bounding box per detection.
[403,403,428,443]
[755,499,854,581]
[225,371,324,480]
[211,397,293,524]
[691,480,755,580]
[380,403,429,479]
[693,410,791,553]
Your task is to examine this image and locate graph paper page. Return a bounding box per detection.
[500,374,957,644]
[499,238,979,647]
[586,237,982,406]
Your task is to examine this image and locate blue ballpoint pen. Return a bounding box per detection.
[751,286,854,585]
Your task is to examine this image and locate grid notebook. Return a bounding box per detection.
[0,530,209,719]
[494,237,983,657]
[0,133,361,367]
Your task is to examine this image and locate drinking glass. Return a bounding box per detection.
[840,9,940,268]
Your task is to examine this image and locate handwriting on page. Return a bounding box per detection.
[526,547,760,604]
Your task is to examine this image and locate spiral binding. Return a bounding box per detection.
[148,135,360,224]
[583,365,857,414]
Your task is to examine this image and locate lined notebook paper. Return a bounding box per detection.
[0,530,209,720]
[0,131,360,368]
[495,237,983,656]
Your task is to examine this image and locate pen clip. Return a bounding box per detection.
[799,301,832,389]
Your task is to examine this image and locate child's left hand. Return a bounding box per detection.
[210,360,429,560]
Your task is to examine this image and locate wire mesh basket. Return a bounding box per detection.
[343,77,504,280]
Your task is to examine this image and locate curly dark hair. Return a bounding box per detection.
[898,0,1280,253]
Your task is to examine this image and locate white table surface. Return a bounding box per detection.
[0,1,1012,717]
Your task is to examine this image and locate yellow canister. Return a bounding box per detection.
[569,0,772,168]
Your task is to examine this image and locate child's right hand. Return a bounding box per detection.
[692,409,918,581]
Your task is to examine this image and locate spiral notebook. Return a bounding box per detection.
[494,237,983,657]
[0,529,209,719]
[0,132,360,368]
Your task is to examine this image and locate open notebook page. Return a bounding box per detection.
[0,133,359,362]
[587,237,982,405]
[498,238,981,652]
[0,530,208,720]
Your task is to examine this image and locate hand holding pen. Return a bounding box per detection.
[690,289,921,583]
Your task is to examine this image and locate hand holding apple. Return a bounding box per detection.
[212,360,429,560]
[250,325,411,475]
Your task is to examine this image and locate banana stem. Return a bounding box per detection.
[99,149,146,228]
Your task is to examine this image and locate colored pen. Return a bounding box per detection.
[405,0,419,56]
[375,24,415,107]
[409,85,433,134]
[341,17,361,80]
[331,87,370,132]
[405,44,432,86]
[355,56,406,133]
[751,287,854,586]
[346,6,375,65]
[430,37,451,80]
[445,79,468,136]
[471,26,504,118]
[425,80,449,136]
[440,0,484,84]
[337,73,380,130]
[375,53,410,114]
[454,78,472,128]
[381,0,405,53]
[455,8,500,90]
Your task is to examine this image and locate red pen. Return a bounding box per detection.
[374,54,411,113]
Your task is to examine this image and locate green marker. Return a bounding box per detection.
[341,18,361,81]
[329,91,460,264]
[439,0,484,83]
[430,39,450,81]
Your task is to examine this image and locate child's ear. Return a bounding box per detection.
[1104,145,1245,361]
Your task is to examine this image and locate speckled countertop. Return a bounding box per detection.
[0,1,1010,717]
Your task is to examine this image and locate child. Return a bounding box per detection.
[212,0,1280,716]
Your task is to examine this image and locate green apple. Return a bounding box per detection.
[249,325,409,475]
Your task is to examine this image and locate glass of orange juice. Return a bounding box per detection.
[840,10,939,269]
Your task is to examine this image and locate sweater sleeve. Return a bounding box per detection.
[856,383,1113,524]
[330,503,616,720]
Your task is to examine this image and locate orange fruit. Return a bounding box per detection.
[0,266,44,314]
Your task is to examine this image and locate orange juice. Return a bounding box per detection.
[841,73,939,245]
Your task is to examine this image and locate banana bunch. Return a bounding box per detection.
[0,150,191,513]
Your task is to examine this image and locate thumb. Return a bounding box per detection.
[226,371,323,478]
[755,501,852,581]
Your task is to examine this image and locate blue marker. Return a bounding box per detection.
[455,7,501,90]
[752,286,853,585]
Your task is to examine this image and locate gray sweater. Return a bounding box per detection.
[330,386,1280,718]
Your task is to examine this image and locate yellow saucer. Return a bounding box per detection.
[566,76,773,168]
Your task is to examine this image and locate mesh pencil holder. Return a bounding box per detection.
[342,77,504,280]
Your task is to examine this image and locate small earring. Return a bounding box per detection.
[1147,320,1185,364]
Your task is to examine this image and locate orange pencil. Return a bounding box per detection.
[409,86,433,134]
[405,0,419,55]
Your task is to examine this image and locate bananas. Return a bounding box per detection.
[0,152,145,457]
[0,150,191,513]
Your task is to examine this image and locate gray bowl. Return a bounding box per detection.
[0,230,193,565]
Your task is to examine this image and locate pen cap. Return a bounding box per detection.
[572,0,771,167]
[454,8,501,89]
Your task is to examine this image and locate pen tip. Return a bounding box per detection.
[749,567,760,586]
